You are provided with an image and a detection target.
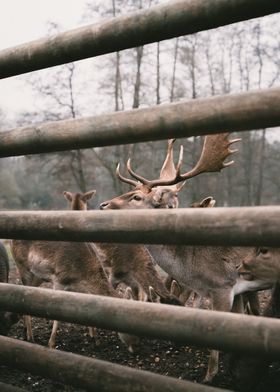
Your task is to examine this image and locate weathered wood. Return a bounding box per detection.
[0,87,280,157]
[0,207,279,246]
[0,337,230,392]
[0,284,280,359]
[0,382,27,392]
[0,0,278,79]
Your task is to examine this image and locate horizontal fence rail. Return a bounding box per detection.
[0,87,280,157]
[0,284,280,359]
[0,0,279,79]
[0,337,230,392]
[0,382,27,392]
[0,207,280,246]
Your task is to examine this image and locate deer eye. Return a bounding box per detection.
[132,195,142,201]
[259,248,268,255]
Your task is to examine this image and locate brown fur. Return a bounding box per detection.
[12,240,116,296]
[0,241,19,335]
[11,191,135,349]
[100,190,271,382]
[95,243,182,305]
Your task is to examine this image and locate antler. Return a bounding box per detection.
[115,163,139,187]
[159,138,187,191]
[125,133,240,188]
[175,133,241,181]
[126,146,184,189]
[159,139,177,180]
[115,139,183,189]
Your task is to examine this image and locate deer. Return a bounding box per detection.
[63,191,183,352]
[100,133,273,382]
[0,241,20,336]
[165,196,217,307]
[94,241,183,306]
[230,281,280,392]
[11,190,96,347]
[165,196,260,315]
[10,190,139,352]
[62,190,183,306]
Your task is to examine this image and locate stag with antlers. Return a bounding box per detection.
[100,133,272,382]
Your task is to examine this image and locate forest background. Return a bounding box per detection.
[0,0,280,210]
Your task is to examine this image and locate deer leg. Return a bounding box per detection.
[48,320,59,349]
[205,350,220,384]
[245,292,260,316]
[23,315,33,341]
[204,289,234,383]
[19,272,43,342]
[48,283,66,349]
[232,294,244,314]
[88,327,97,338]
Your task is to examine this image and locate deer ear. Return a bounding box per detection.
[137,286,148,302]
[148,286,161,303]
[124,286,134,300]
[63,191,73,202]
[170,279,181,297]
[200,196,216,208]
[82,190,96,202]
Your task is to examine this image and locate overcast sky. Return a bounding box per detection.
[0,0,89,49]
[0,0,90,121]
[1,2,279,141]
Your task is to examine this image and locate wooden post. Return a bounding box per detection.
[0,337,231,392]
[0,0,279,79]
[0,87,280,157]
[0,284,280,359]
[0,207,280,246]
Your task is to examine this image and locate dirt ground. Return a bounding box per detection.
[1,268,280,392]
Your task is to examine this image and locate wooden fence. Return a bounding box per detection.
[0,208,280,246]
[0,0,280,391]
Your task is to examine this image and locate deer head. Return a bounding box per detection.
[238,248,279,283]
[63,190,96,210]
[100,133,240,210]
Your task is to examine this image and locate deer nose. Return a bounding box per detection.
[100,201,109,210]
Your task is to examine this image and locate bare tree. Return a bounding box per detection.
[169,38,179,102]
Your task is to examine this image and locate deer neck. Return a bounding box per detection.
[233,277,272,296]
[145,244,186,281]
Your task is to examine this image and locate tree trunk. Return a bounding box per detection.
[132,46,144,109]
[170,38,179,102]
[255,129,266,205]
[156,42,161,105]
